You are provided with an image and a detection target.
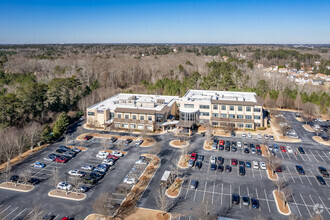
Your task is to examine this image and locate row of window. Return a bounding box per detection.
[117,114,153,121]
[114,123,153,130]
[211,113,261,120]
[211,121,254,128]
[183,104,261,112]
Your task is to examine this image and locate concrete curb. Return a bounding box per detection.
[48,190,87,201]
[312,136,330,146]
[0,183,34,192]
[273,190,291,216]
[203,140,213,151]
[177,155,189,169]
[302,124,314,133]
[266,166,278,181]
[169,140,189,148]
[165,179,183,199]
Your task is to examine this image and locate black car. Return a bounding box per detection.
[225,141,231,147]
[232,141,236,147]
[318,167,329,178]
[251,198,259,209]
[322,136,329,141]
[231,146,237,152]
[232,194,240,205]
[219,145,224,150]
[225,146,230,152]
[125,139,132,145]
[239,161,245,167]
[10,175,20,183]
[58,146,70,151]
[295,165,305,175]
[28,178,41,185]
[190,180,198,189]
[195,161,202,169]
[298,147,305,154]
[257,149,262,155]
[242,196,250,206]
[239,166,246,176]
[316,176,326,185]
[211,163,217,171]
[249,143,255,149]
[217,165,224,172]
[56,148,67,153]
[231,131,236,137]
[244,148,250,154]
[217,156,224,164]
[43,215,56,220]
[197,155,204,162]
[225,165,232,172]
[110,137,117,143]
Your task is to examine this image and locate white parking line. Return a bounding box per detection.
[3,206,18,219]
[294,168,304,184]
[305,171,313,185]
[202,180,208,203]
[221,183,223,206]
[318,196,330,215]
[230,184,232,206]
[292,195,302,217]
[239,185,241,208]
[185,179,191,199]
[309,150,318,162]
[12,208,26,220]
[287,167,296,183]
[316,151,327,163]
[322,151,330,161]
[247,187,250,197]
[300,194,312,218]
[25,210,34,219]
[309,195,324,220]
[299,152,305,161]
[0,205,11,214]
[212,181,215,204]
[193,186,197,202]
[287,152,291,160]
[264,189,271,213]
[252,168,255,178]
[259,169,263,179]
[305,152,312,162]
[279,151,284,160]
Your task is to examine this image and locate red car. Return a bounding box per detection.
[107,154,119,160]
[280,146,286,152]
[219,140,224,146]
[84,135,93,141]
[191,153,197,161]
[55,156,68,163]
[256,145,261,150]
[276,166,282,172]
[231,159,238,166]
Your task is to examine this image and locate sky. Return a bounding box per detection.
[0,0,329,44]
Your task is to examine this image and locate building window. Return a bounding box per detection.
[125,114,129,119]
[177,104,180,107]
[245,115,252,120]
[199,105,210,109]
[140,116,145,120]
[237,123,244,128]
[221,105,226,111]
[220,113,227,118]
[230,106,234,111]
[246,106,251,112]
[254,115,261,120]
[137,125,144,130]
[212,122,219,126]
[130,124,136,129]
[212,113,219,117]
[88,111,95,116]
[237,115,244,119]
[97,110,104,114]
[245,124,253,128]
[114,123,121,128]
[213,105,218,110]
[200,112,210,116]
[122,123,129,128]
[146,125,153,131]
[238,106,242,111]
[110,112,115,119]
[184,104,194,108]
[255,123,261,127]
[229,114,235,119]
[132,115,137,120]
[254,108,261,112]
[117,114,122,119]
[148,116,152,121]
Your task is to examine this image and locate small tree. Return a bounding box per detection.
[24,122,42,152]
[92,192,115,219]
[14,128,27,159]
[154,185,171,216]
[274,179,286,192]
[265,156,282,174]
[69,176,83,196]
[19,169,32,188]
[279,187,292,209]
[52,112,69,139]
[50,168,60,192]
[294,93,303,111]
[276,91,285,109]
[264,93,275,108]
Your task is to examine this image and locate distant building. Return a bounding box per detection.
[311,79,324,86]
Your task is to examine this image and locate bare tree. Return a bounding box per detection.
[279,187,292,209]
[302,102,317,123]
[265,156,282,174]
[221,123,235,134]
[294,93,303,111]
[276,91,285,109]
[1,164,12,185]
[69,176,83,196]
[154,185,172,216]
[14,128,27,159]
[310,213,322,220]
[92,192,117,219]
[194,200,216,220]
[19,169,32,188]
[0,128,16,171]
[280,125,291,137]
[50,168,60,191]
[264,93,275,108]
[274,179,287,192]
[25,204,44,220]
[24,122,42,152]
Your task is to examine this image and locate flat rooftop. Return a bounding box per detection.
[182,90,258,103]
[87,93,179,112]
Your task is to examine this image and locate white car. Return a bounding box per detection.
[237,142,242,148]
[259,162,266,170]
[251,148,256,154]
[57,182,72,190]
[257,134,262,139]
[268,145,273,151]
[96,152,109,159]
[81,165,94,171]
[111,151,123,157]
[123,178,136,185]
[210,155,216,164]
[264,134,269,139]
[102,159,114,166]
[253,161,259,169]
[68,169,86,177]
[248,133,252,138]
[242,133,246,138]
[135,159,148,165]
[286,146,293,153]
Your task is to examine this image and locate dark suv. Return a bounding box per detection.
[296,165,305,175]
[232,194,240,205]
[318,167,329,178]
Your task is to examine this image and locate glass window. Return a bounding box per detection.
[146,125,153,131]
[246,106,251,112]
[254,115,261,120]
[229,114,235,119]
[184,104,194,108]
[117,114,121,119]
[110,112,115,119]
[132,115,137,120]
[238,106,243,111]
[237,123,244,128]
[97,110,104,114]
[237,115,244,119]
[199,105,210,109]
[245,124,253,128]
[213,105,218,110]
[230,106,234,111]
[212,122,218,126]
[177,104,180,107]
[221,105,226,111]
[220,113,227,118]
[140,116,145,120]
[148,116,152,121]
[255,123,261,127]
[212,113,219,117]
[114,123,121,127]
[125,114,129,119]
[245,115,252,120]
[122,123,129,128]
[137,124,144,130]
[88,111,95,116]
[254,108,261,112]
[129,124,136,129]
[200,112,210,116]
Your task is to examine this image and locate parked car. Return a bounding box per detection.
[273,145,279,152]
[211,163,217,171]
[55,156,69,163]
[264,134,269,139]
[269,135,274,140]
[280,146,286,152]
[56,148,67,153]
[217,164,224,172]
[242,133,246,138]
[219,144,224,150]
[44,154,57,161]
[111,151,123,157]
[257,149,263,155]
[102,158,115,166]
[244,148,250,154]
[135,157,148,165]
[109,137,117,143]
[71,147,81,153]
[295,165,305,175]
[57,182,72,190]
[84,135,93,141]
[78,186,89,192]
[239,166,246,176]
[246,162,251,168]
[210,155,216,164]
[10,175,20,183]
[107,154,119,160]
[125,139,132,145]
[197,155,204,162]
[231,159,238,166]
[96,164,108,172]
[247,133,252,138]
[43,215,56,220]
[256,145,261,150]
[242,196,250,206]
[298,147,305,154]
[318,167,329,178]
[225,145,230,152]
[251,148,256,154]
[232,194,240,205]
[231,131,236,137]
[29,177,41,185]
[217,156,224,164]
[68,170,86,177]
[81,165,95,171]
[190,180,198,189]
[188,159,195,167]
[191,153,197,161]
[63,151,76,158]
[253,161,259,169]
[231,146,237,152]
[195,161,202,169]
[257,134,262,139]
[212,143,217,150]
[96,151,109,159]
[268,145,273,151]
[259,162,266,170]
[123,177,136,184]
[239,161,245,167]
[237,142,242,148]
[136,139,144,146]
[270,150,276,156]
[33,162,46,168]
[59,146,70,151]
[251,198,259,209]
[316,176,326,185]
[225,165,232,172]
